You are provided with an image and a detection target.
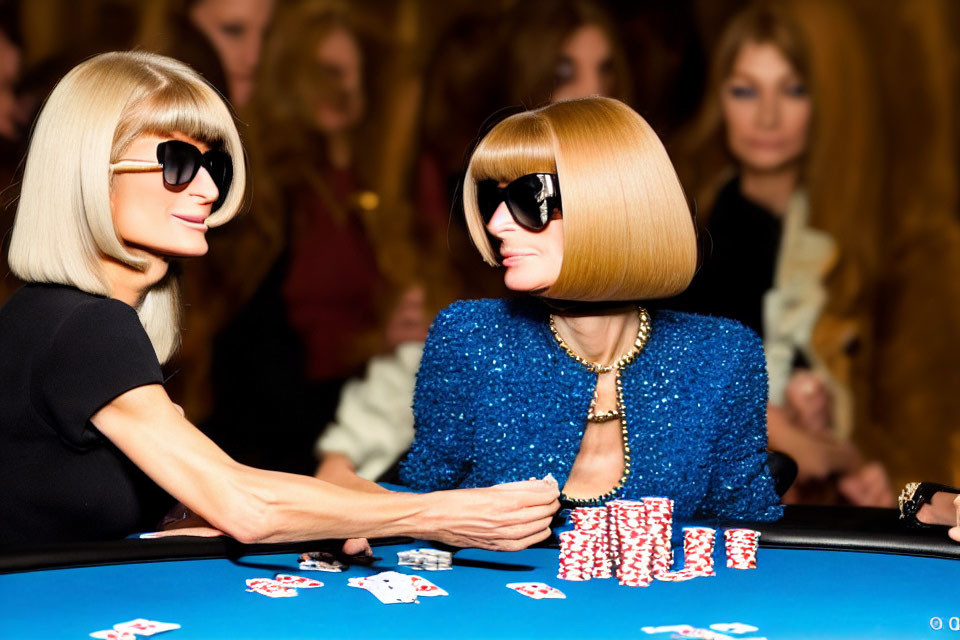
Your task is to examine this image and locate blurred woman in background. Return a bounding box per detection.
[671,0,892,506]
[204,1,427,475]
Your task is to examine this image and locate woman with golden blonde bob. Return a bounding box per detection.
[0,51,558,546]
[400,96,783,521]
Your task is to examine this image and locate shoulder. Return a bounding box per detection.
[430,297,544,339]
[651,309,764,369]
[2,283,141,334]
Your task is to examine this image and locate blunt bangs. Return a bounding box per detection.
[468,113,557,184]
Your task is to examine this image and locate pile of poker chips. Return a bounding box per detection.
[724,528,760,569]
[397,548,453,571]
[557,498,760,587]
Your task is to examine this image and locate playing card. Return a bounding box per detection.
[505,582,566,600]
[112,619,181,636]
[709,623,759,634]
[641,625,696,635]
[298,551,346,572]
[246,578,298,598]
[349,571,420,604]
[90,631,137,640]
[274,574,323,589]
[675,629,734,640]
[408,575,448,596]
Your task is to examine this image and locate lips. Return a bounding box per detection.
[171,213,208,226]
[500,249,536,267]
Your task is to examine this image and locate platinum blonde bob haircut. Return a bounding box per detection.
[463,96,696,301]
[9,51,246,363]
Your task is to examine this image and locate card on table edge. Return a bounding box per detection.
[112,618,181,636]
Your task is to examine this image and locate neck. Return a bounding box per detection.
[100,253,170,307]
[739,165,800,216]
[551,303,638,368]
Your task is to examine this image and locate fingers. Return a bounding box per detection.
[949,526,960,543]
[342,538,372,556]
[494,478,560,498]
[140,526,225,539]
[495,525,554,552]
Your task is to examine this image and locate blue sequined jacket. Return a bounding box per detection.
[400,297,783,522]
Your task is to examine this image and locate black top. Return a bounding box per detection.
[0,284,171,545]
[669,177,783,338]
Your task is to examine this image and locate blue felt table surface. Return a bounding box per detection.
[1,543,958,640]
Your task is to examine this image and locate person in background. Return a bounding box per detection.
[670,0,892,506]
[185,0,274,109]
[204,1,428,475]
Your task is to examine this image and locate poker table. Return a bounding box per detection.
[2,506,959,640]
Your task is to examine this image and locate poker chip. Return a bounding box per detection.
[680,527,716,577]
[724,528,760,569]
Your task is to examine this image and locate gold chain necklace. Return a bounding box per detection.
[549,306,652,506]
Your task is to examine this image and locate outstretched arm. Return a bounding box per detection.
[93,383,557,549]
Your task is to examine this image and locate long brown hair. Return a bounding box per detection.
[677,0,882,318]
[501,0,633,109]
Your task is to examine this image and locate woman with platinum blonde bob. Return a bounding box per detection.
[400,96,782,521]
[0,51,558,546]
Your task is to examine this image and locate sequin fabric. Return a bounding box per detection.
[400,297,783,522]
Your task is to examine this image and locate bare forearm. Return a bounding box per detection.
[219,464,429,543]
[315,452,389,494]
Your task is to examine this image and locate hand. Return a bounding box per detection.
[785,370,832,435]
[837,461,895,507]
[384,285,430,349]
[768,403,859,481]
[424,479,560,551]
[949,495,960,543]
[342,538,372,555]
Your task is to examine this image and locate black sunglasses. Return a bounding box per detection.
[477,173,562,231]
[112,140,234,211]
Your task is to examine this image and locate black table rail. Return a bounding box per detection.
[2,506,957,574]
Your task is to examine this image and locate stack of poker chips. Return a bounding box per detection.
[397,548,453,571]
[724,528,761,569]
[641,498,674,578]
[679,526,717,577]
[558,498,676,587]
[557,530,594,581]
[558,498,761,587]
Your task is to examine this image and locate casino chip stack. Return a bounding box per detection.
[397,548,453,571]
[724,528,760,569]
[681,527,716,576]
[557,530,594,581]
[558,498,761,587]
[642,497,674,578]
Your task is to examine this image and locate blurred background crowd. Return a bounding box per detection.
[1,0,959,508]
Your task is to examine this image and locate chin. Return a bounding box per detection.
[738,150,804,174]
[503,271,553,293]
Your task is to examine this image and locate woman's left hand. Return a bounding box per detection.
[950,495,960,542]
[785,370,832,435]
[836,461,895,507]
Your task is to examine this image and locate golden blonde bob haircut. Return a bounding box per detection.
[9,51,246,363]
[463,96,696,301]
